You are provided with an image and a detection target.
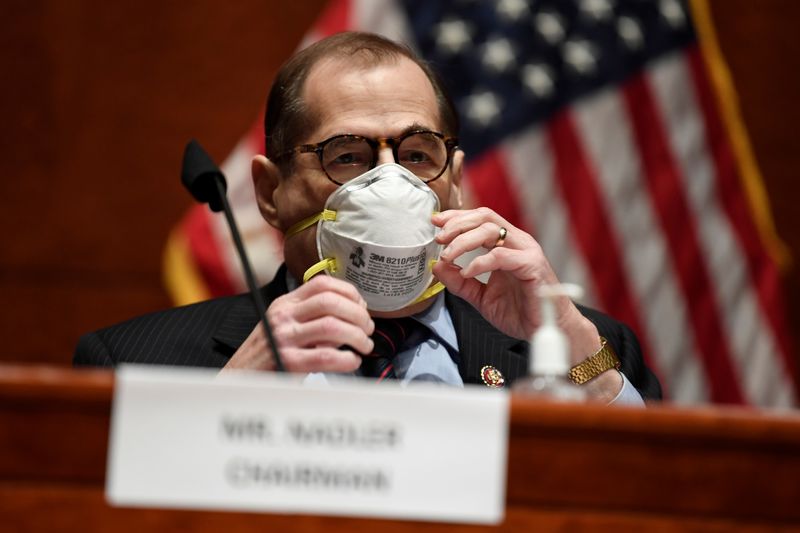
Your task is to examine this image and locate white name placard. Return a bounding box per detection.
[107,366,509,524]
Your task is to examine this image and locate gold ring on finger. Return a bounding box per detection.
[494,226,508,248]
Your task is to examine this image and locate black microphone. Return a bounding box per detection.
[181,139,285,371]
[181,139,227,213]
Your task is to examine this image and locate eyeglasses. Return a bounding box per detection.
[278,130,459,185]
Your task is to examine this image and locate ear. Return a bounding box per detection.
[251,154,282,230]
[448,149,464,209]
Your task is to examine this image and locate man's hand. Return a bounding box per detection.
[433,208,581,340]
[433,207,622,392]
[222,276,374,373]
[433,208,622,401]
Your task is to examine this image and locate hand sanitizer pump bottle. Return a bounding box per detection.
[512,283,587,402]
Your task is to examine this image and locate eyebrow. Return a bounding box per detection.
[327,122,438,140]
[399,122,436,136]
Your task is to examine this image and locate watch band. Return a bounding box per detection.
[568,337,621,385]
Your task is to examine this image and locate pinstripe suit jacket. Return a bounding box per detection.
[74,265,661,400]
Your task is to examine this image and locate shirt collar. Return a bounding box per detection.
[412,292,459,354]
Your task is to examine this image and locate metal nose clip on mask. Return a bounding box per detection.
[285,163,445,312]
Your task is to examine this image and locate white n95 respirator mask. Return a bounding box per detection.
[285,163,445,312]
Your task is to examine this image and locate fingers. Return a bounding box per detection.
[277,346,363,373]
[433,207,506,245]
[224,274,377,374]
[432,260,484,304]
[439,221,502,264]
[274,315,374,356]
[271,275,373,333]
[432,207,551,285]
[289,291,374,335]
[434,208,530,270]
[224,317,369,373]
[270,276,374,349]
[434,207,521,255]
[291,274,367,306]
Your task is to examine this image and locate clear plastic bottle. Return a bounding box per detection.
[512,283,587,402]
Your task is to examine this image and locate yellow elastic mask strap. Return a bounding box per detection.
[285,209,337,239]
[302,257,337,283]
[411,257,444,304]
[412,281,445,305]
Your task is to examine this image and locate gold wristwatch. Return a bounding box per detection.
[568,337,621,385]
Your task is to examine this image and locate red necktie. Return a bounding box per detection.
[360,317,424,381]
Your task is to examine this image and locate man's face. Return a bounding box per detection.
[254,55,463,285]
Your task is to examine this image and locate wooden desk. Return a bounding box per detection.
[2,365,799,532]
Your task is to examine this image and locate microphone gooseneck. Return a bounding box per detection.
[181,139,285,372]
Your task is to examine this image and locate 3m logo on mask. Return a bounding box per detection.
[287,164,445,312]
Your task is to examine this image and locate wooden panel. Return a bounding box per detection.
[4,486,799,533]
[507,402,800,523]
[2,365,800,531]
[0,0,327,365]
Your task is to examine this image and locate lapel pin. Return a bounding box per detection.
[480,365,505,388]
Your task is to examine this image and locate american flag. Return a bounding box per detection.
[164,0,797,407]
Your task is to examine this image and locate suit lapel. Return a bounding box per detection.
[210,265,289,359]
[445,292,529,387]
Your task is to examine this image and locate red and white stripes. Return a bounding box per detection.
[166,0,796,406]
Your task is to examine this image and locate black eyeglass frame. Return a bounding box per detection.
[276,129,459,185]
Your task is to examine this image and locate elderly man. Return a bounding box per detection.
[75,32,661,403]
